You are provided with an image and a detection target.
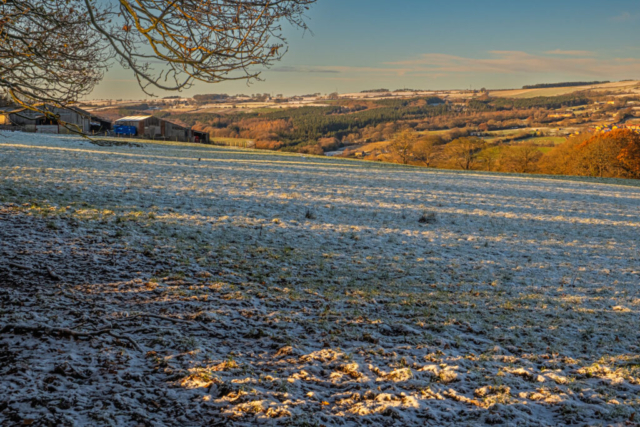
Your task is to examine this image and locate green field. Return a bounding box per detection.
[416,129,455,136]
[522,136,566,146]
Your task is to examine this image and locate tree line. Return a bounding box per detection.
[522,81,609,89]
[173,93,592,153]
[381,129,640,179]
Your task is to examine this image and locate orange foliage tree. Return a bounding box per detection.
[540,130,640,179]
[500,143,543,174]
[617,131,640,178]
[576,130,640,178]
[574,131,628,178]
[443,137,485,170]
[538,134,590,176]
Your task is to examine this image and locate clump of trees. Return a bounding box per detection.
[193,94,229,104]
[443,137,487,170]
[523,81,609,89]
[476,94,589,110]
[541,130,640,178]
[388,129,418,164]
[372,129,640,180]
[383,131,487,170]
[500,143,543,173]
[176,91,596,154]
[161,87,640,182]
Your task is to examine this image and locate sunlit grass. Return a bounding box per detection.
[1,132,640,425]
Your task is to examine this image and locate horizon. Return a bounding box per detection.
[88,0,640,100]
[85,79,627,102]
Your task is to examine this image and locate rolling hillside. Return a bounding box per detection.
[492,80,640,98]
[1,133,640,426]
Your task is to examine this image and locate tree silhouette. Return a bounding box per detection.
[1,0,316,110]
[0,0,111,107]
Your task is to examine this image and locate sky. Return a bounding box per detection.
[89,0,640,99]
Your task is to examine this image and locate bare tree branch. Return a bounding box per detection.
[0,0,316,129]
[1,0,316,123]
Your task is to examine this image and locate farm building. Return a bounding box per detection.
[89,116,112,133]
[192,130,209,144]
[114,115,209,143]
[0,105,98,134]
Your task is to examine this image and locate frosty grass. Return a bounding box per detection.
[1,132,640,426]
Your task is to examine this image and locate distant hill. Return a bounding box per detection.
[523,81,609,89]
[492,80,640,99]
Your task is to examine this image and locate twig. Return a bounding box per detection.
[8,262,32,271]
[136,313,191,324]
[133,312,215,333]
[107,331,143,352]
[1,324,142,352]
[1,324,110,338]
[54,361,90,379]
[47,266,62,281]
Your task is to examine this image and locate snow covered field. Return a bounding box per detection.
[1,132,640,426]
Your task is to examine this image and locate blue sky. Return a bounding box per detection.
[90,0,640,99]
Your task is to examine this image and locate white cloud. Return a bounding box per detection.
[545,50,595,56]
[265,51,640,84]
[384,51,640,78]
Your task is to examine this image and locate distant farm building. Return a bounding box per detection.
[89,116,112,133]
[114,115,209,143]
[0,105,106,134]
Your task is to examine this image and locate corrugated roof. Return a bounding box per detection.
[115,115,152,122]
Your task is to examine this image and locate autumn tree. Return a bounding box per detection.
[574,131,629,178]
[413,135,442,167]
[539,130,640,179]
[538,134,590,176]
[501,143,543,174]
[318,137,340,151]
[382,123,401,141]
[618,132,640,178]
[1,0,316,111]
[389,129,417,165]
[444,137,485,170]
[477,147,499,172]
